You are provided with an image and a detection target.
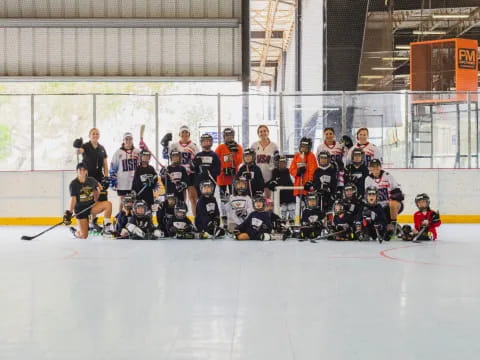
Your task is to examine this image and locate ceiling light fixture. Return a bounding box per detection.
[360,75,384,79]
[382,57,410,61]
[432,14,469,19]
[372,67,396,71]
[395,45,411,50]
[413,30,446,35]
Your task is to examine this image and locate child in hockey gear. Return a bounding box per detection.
[156,193,177,235]
[365,158,404,240]
[413,193,441,241]
[356,187,387,242]
[195,180,225,239]
[161,150,189,202]
[344,148,369,198]
[224,177,254,233]
[67,162,114,239]
[115,195,135,238]
[316,128,346,191]
[307,151,337,212]
[237,148,265,197]
[289,137,318,196]
[193,133,221,193]
[216,127,243,199]
[267,155,296,222]
[235,195,273,240]
[332,201,354,241]
[341,183,362,220]
[126,200,160,239]
[299,193,325,240]
[265,199,290,240]
[346,128,382,167]
[165,202,195,239]
[132,150,158,207]
[109,132,140,211]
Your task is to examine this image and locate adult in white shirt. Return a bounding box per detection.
[346,127,382,167]
[250,125,279,198]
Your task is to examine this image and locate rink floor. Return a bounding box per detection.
[1,225,479,360]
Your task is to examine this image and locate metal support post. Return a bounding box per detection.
[30,94,34,171]
[467,92,471,168]
[279,92,285,152]
[155,93,159,170]
[92,94,96,127]
[217,93,222,146]
[404,91,409,168]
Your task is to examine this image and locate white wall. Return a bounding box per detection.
[0,169,479,218]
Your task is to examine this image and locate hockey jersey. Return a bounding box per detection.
[165,216,194,237]
[344,164,369,198]
[316,141,346,169]
[289,152,318,196]
[128,215,155,238]
[414,210,441,240]
[169,140,199,175]
[156,201,175,232]
[250,141,279,183]
[195,196,221,232]
[270,168,295,204]
[312,164,338,195]
[110,146,140,191]
[162,165,188,201]
[215,143,243,186]
[193,150,221,187]
[132,165,158,206]
[115,210,133,233]
[237,211,272,240]
[301,207,325,226]
[237,163,265,196]
[346,142,382,167]
[225,195,254,226]
[364,170,401,207]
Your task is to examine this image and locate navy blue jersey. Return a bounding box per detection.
[238,211,272,240]
[193,150,221,186]
[115,210,133,233]
[342,198,361,220]
[312,165,337,194]
[195,196,220,232]
[162,165,188,202]
[165,216,194,237]
[334,213,354,228]
[301,207,325,226]
[344,164,369,198]
[270,168,295,204]
[132,165,158,206]
[237,164,265,196]
[357,202,387,228]
[128,215,155,235]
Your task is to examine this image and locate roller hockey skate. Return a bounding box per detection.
[89,217,103,235]
[101,223,115,239]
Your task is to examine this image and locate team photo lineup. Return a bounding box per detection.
[60,124,441,243]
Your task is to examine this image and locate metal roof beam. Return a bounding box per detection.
[251,30,284,38]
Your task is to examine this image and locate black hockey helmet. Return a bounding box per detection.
[234,176,248,195]
[223,127,235,140]
[174,202,188,219]
[369,158,382,168]
[351,147,365,165]
[317,150,330,166]
[170,150,182,164]
[343,183,358,200]
[253,194,266,211]
[133,200,148,218]
[306,192,318,209]
[165,193,177,207]
[122,195,134,211]
[299,137,312,153]
[366,187,378,204]
[199,179,214,197]
[200,133,213,149]
[334,200,344,215]
[243,148,256,164]
[415,193,430,210]
[278,154,288,165]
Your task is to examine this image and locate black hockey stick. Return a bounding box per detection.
[21,203,96,241]
[310,229,346,243]
[375,225,383,244]
[412,226,428,243]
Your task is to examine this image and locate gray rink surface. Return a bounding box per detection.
[1,224,479,360]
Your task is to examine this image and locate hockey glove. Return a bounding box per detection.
[73,137,83,149]
[109,174,118,190]
[175,181,188,193]
[127,223,145,238]
[303,181,314,192]
[192,156,203,168]
[243,172,252,181]
[227,141,238,153]
[431,211,441,225]
[101,177,110,191]
[223,167,235,176]
[160,132,173,148]
[162,147,169,160]
[63,210,73,225]
[266,179,278,191]
[296,167,306,177]
[390,188,404,202]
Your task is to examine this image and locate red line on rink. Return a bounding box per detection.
[64,249,79,259]
[379,244,462,267]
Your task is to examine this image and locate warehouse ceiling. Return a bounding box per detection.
[0,0,243,80]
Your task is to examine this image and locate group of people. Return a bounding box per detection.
[63,125,441,242]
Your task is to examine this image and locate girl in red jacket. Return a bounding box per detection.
[413,193,441,241]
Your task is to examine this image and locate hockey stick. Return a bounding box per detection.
[310,229,346,243]
[139,125,166,169]
[375,225,383,244]
[412,226,428,243]
[21,203,96,241]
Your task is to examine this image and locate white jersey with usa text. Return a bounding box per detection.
[364,171,401,207]
[346,142,382,167]
[110,147,141,190]
[169,141,199,175]
[250,141,279,182]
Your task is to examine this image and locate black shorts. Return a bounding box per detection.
[98,191,108,202]
[75,205,93,220]
[117,189,131,196]
[186,173,195,187]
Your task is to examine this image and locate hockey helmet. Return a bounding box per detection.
[299,137,312,153]
[415,193,430,210]
[343,183,357,200]
[351,147,365,165]
[140,149,151,164]
[200,179,215,197]
[223,127,235,140]
[366,187,378,205]
[165,193,177,207]
[317,150,330,166]
[170,150,182,165]
[200,133,213,149]
[253,194,266,211]
[306,193,318,209]
[369,158,382,168]
[243,148,256,164]
[122,195,134,211]
[174,202,188,219]
[234,176,248,195]
[278,155,288,168]
[133,200,148,218]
